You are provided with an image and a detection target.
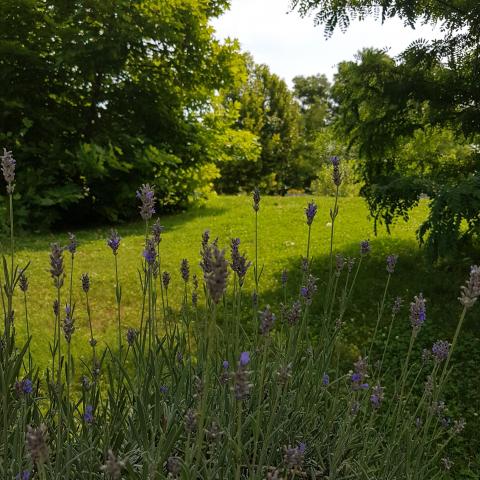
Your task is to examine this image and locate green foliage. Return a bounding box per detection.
[0,0,243,228]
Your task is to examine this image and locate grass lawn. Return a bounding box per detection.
[6,193,480,472]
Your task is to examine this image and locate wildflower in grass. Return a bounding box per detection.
[193,375,204,398]
[162,271,171,290]
[26,424,49,466]
[322,373,330,386]
[143,238,157,266]
[459,265,480,308]
[49,243,64,288]
[351,357,369,390]
[300,256,309,273]
[167,456,182,478]
[284,442,306,471]
[305,201,317,226]
[253,186,261,212]
[230,238,251,286]
[176,352,183,364]
[347,257,356,273]
[66,232,78,255]
[276,363,292,385]
[203,244,229,304]
[192,291,198,307]
[432,340,450,362]
[424,375,434,396]
[136,183,156,221]
[441,457,453,471]
[415,417,423,429]
[206,421,224,441]
[392,296,403,315]
[160,385,168,394]
[107,229,121,255]
[126,328,137,346]
[63,304,75,343]
[441,417,451,428]
[16,471,30,480]
[100,450,125,480]
[370,385,384,409]
[152,218,165,245]
[180,258,190,282]
[1,148,15,193]
[201,229,210,251]
[184,409,197,433]
[260,305,276,336]
[331,156,341,187]
[335,254,345,275]
[386,254,398,274]
[281,269,288,286]
[351,401,360,415]
[300,274,318,305]
[219,360,230,384]
[453,418,466,434]
[90,337,97,347]
[421,348,432,364]
[360,239,371,256]
[283,300,302,326]
[19,272,28,292]
[432,400,446,417]
[52,299,60,317]
[84,405,94,424]
[15,378,33,397]
[81,273,90,293]
[410,293,426,330]
[234,352,252,400]
[81,376,90,390]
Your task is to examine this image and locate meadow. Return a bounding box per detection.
[3,189,480,478]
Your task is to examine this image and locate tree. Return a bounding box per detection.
[0,0,243,227]
[291,0,480,259]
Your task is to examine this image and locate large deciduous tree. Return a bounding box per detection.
[291,0,480,259]
[0,0,243,227]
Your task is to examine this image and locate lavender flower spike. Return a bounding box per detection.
[432,340,450,362]
[66,232,78,255]
[459,265,480,309]
[253,187,261,212]
[410,293,426,330]
[49,243,64,288]
[1,148,16,193]
[360,239,371,256]
[180,258,190,283]
[305,201,317,226]
[107,229,121,255]
[136,183,156,221]
[26,424,49,466]
[386,254,398,274]
[152,218,165,245]
[260,305,276,336]
[143,238,157,266]
[203,244,229,304]
[331,155,342,187]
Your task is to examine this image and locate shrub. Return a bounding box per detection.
[0,150,477,479]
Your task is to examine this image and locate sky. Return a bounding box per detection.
[212,0,443,86]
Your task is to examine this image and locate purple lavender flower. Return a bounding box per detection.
[431,340,449,363]
[22,379,33,395]
[284,442,306,471]
[331,156,341,187]
[392,296,403,315]
[259,305,276,336]
[19,272,28,293]
[253,187,261,212]
[192,291,198,307]
[63,304,75,343]
[136,183,156,221]
[300,274,318,305]
[81,273,90,293]
[162,271,171,290]
[284,300,302,326]
[26,424,49,466]
[53,300,60,317]
[49,243,64,288]
[152,218,165,245]
[203,244,229,304]
[239,351,250,367]
[1,148,16,193]
[143,238,157,266]
[180,259,190,283]
[459,265,480,308]
[167,456,182,477]
[126,328,137,346]
[360,239,371,256]
[107,230,121,255]
[100,450,125,479]
[184,409,197,433]
[322,373,330,386]
[84,405,94,424]
[66,232,78,255]
[410,293,426,330]
[16,471,31,480]
[160,385,168,394]
[335,254,345,275]
[347,257,356,273]
[281,269,288,287]
[230,238,251,287]
[370,385,384,409]
[222,360,229,369]
[305,201,317,226]
[386,254,398,274]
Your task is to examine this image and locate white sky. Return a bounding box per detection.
[212,0,443,85]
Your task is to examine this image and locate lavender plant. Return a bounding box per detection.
[0,150,477,479]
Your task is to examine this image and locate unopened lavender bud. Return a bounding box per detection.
[167,456,182,478]
[63,304,75,343]
[259,305,275,336]
[180,258,190,283]
[152,218,164,245]
[204,245,228,304]
[49,243,64,288]
[107,230,121,255]
[252,187,261,212]
[162,271,171,289]
[459,265,480,308]
[184,409,197,433]
[281,269,288,287]
[386,254,398,274]
[335,254,345,275]
[410,293,426,330]
[360,239,370,256]
[81,273,90,293]
[126,328,137,346]
[19,272,29,292]
[331,156,341,187]
[100,450,125,480]
[143,238,157,266]
[67,232,78,255]
[305,201,317,226]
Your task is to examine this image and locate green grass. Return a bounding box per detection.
[6,194,480,472]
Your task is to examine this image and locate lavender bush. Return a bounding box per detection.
[0,150,477,479]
